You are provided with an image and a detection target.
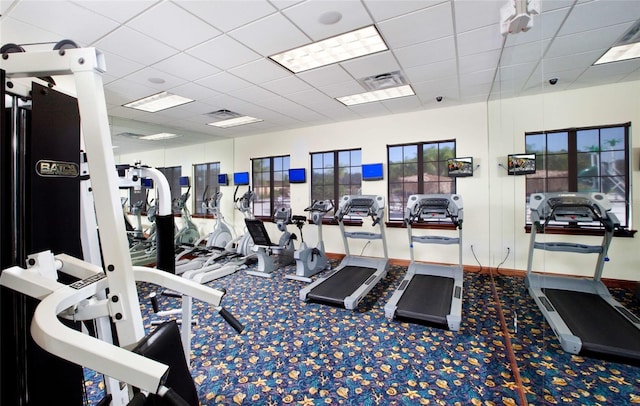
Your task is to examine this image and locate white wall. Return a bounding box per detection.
[488,80,640,281]
[117,80,640,281]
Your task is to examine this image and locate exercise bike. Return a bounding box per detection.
[245,207,297,278]
[287,200,333,282]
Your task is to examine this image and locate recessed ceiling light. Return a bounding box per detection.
[207,116,263,128]
[123,91,193,113]
[594,19,640,65]
[139,132,181,141]
[336,85,415,106]
[594,42,640,65]
[269,25,388,73]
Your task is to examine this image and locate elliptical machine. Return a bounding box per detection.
[287,200,333,282]
[201,187,234,250]
[173,186,200,246]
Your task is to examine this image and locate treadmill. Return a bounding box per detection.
[300,195,389,310]
[526,192,640,364]
[384,194,464,331]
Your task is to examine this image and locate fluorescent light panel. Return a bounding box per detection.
[336,85,415,106]
[208,116,263,128]
[123,91,193,112]
[594,42,640,65]
[139,133,181,141]
[270,25,388,73]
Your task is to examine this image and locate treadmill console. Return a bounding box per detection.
[336,195,385,221]
[529,192,618,225]
[405,194,463,225]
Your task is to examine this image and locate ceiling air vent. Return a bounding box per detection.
[359,71,407,91]
[206,109,241,120]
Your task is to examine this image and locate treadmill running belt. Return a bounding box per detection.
[396,275,454,326]
[544,289,640,361]
[307,266,376,306]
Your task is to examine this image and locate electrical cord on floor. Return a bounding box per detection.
[470,244,483,273]
[360,241,371,256]
[495,247,510,276]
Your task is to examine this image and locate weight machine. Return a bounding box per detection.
[0,45,243,405]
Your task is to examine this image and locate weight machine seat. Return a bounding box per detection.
[131,321,198,406]
[244,218,277,247]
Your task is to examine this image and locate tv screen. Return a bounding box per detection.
[142,178,154,188]
[362,163,384,181]
[289,168,306,183]
[234,171,250,185]
[218,173,228,186]
[447,157,473,177]
[508,153,536,175]
[179,176,190,187]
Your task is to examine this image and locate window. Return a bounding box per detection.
[311,149,362,207]
[193,162,220,215]
[252,155,290,218]
[387,140,456,221]
[157,166,182,214]
[525,123,630,227]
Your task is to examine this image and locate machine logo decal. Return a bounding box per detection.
[35,160,79,178]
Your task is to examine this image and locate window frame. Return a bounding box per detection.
[524,122,632,235]
[192,161,221,216]
[386,140,457,226]
[310,148,362,224]
[251,155,290,219]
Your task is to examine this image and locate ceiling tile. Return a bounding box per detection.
[363,0,447,21]
[457,24,504,57]
[154,53,221,81]
[196,71,253,94]
[186,35,261,70]
[546,22,633,59]
[229,12,310,56]
[0,18,70,48]
[297,64,354,87]
[229,59,291,84]
[317,80,365,98]
[73,0,158,24]
[453,0,503,33]
[282,0,373,41]
[504,7,571,47]
[378,3,453,48]
[541,50,604,74]
[104,78,157,105]
[458,49,502,73]
[233,85,278,103]
[499,41,548,67]
[127,2,221,50]
[173,0,277,32]
[94,26,178,65]
[167,82,222,101]
[339,51,401,80]
[393,36,456,68]
[404,59,457,83]
[8,1,119,45]
[460,68,496,88]
[261,76,314,95]
[122,67,188,91]
[558,0,640,36]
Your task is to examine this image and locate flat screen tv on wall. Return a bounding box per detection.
[233,171,250,185]
[508,153,536,175]
[447,157,473,177]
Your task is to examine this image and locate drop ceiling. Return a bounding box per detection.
[1,0,639,155]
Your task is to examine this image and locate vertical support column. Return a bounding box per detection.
[72,65,144,346]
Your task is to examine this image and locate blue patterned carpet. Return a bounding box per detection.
[84,261,640,405]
